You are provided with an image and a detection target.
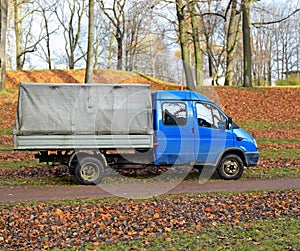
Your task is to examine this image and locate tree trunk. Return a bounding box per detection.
[0,0,8,91]
[107,33,114,68]
[85,0,95,83]
[116,35,123,70]
[225,0,241,86]
[188,0,203,86]
[41,7,52,70]
[14,0,23,70]
[176,0,194,90]
[242,0,252,88]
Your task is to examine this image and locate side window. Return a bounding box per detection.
[162,102,187,126]
[196,103,227,129]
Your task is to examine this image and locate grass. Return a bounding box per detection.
[244,167,299,180]
[0,127,13,136]
[0,176,77,188]
[259,149,300,159]
[0,160,36,170]
[85,217,300,251]
[275,78,300,86]
[258,139,300,145]
[238,121,299,131]
[0,88,17,95]
[0,145,14,151]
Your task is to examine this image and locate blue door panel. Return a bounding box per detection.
[193,101,233,165]
[194,127,233,164]
[154,101,195,165]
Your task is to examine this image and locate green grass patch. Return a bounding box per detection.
[257,139,300,145]
[0,176,77,188]
[0,88,18,95]
[89,217,299,251]
[275,77,300,86]
[0,145,14,151]
[0,127,13,136]
[0,160,36,170]
[244,167,299,180]
[238,121,299,131]
[259,149,300,159]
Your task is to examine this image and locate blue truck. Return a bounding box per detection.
[14,83,259,185]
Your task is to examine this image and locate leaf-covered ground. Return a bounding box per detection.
[0,190,299,250]
[0,70,299,250]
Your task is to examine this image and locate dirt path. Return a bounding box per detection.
[1,178,299,203]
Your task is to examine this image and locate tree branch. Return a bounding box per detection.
[201,12,226,21]
[252,8,300,27]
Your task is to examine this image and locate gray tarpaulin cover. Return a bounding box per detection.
[14,83,153,135]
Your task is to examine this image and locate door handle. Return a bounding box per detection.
[192,127,195,134]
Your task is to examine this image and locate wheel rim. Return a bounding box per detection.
[223,158,240,176]
[80,162,100,181]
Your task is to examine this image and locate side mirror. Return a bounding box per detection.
[227,117,232,130]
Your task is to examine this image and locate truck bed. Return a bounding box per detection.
[14,83,153,150]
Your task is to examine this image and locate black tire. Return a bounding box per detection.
[217,154,244,180]
[74,156,105,185]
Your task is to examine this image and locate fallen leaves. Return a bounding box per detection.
[216,87,300,125]
[0,165,69,178]
[0,190,299,249]
[256,158,300,170]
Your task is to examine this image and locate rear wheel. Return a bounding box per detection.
[74,156,105,185]
[217,154,244,180]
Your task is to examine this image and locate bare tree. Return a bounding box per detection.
[0,0,8,91]
[251,1,300,83]
[91,4,112,68]
[124,0,152,72]
[85,0,95,83]
[13,0,45,70]
[197,0,227,85]
[54,0,87,69]
[98,0,126,70]
[36,0,58,70]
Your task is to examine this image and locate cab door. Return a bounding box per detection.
[194,102,233,165]
[154,100,195,165]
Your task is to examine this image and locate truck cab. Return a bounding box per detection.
[153,90,259,180]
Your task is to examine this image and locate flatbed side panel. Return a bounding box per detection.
[14,135,153,150]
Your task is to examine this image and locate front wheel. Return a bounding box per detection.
[74,156,105,185]
[217,154,244,180]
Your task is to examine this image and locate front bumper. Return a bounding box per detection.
[245,151,260,167]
